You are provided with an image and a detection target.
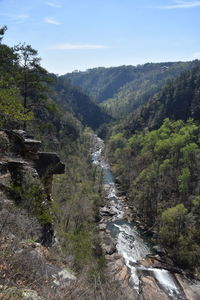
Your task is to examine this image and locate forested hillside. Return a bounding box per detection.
[51,75,112,130]
[63,66,135,103]
[0,27,123,299]
[122,66,200,134]
[1,22,200,299]
[65,61,200,118]
[105,67,200,272]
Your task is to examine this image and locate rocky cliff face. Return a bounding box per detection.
[0,130,77,300]
[0,129,65,246]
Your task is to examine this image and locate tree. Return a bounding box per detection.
[0,25,7,42]
[0,26,18,84]
[0,27,33,128]
[0,87,33,128]
[14,44,52,129]
[160,204,188,246]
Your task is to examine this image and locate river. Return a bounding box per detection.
[92,135,200,300]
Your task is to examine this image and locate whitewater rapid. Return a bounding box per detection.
[92,136,188,300]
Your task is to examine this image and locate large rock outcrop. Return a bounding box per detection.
[0,129,65,246]
[0,130,81,300]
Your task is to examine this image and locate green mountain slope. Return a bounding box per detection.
[1,28,120,299]
[122,66,200,134]
[51,75,112,130]
[64,61,200,118]
[63,66,136,103]
[106,118,200,271]
[105,66,200,272]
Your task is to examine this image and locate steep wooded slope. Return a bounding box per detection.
[64,61,200,118]
[122,66,200,134]
[105,67,200,272]
[63,66,135,103]
[0,28,121,299]
[52,75,112,130]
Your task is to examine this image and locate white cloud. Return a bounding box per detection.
[48,43,110,50]
[14,14,29,20]
[46,2,61,8]
[44,17,61,25]
[157,1,200,9]
[193,52,200,59]
[0,12,29,23]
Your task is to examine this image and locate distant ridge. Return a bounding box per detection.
[122,66,200,134]
[64,61,200,119]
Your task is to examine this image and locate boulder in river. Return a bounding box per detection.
[102,239,116,255]
[175,274,200,300]
[141,276,170,300]
[105,252,122,261]
[99,206,116,216]
[115,265,130,287]
[139,256,163,268]
[98,223,107,231]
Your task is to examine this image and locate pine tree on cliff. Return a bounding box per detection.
[0,26,33,127]
[14,44,52,129]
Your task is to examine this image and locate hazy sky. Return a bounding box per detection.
[1,0,200,74]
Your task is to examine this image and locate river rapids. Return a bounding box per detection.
[92,136,200,300]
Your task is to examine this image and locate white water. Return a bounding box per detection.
[152,268,180,298]
[115,223,150,262]
[114,223,151,291]
[92,136,186,299]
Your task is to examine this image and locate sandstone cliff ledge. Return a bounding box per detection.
[0,130,78,300]
[0,129,65,245]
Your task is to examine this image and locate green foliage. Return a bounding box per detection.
[0,29,55,131]
[176,234,200,268]
[11,171,52,225]
[53,74,112,130]
[0,25,7,42]
[68,228,93,264]
[64,61,200,119]
[11,183,52,225]
[159,159,172,173]
[52,131,104,271]
[159,204,200,268]
[14,44,51,108]
[136,165,157,184]
[109,133,126,150]
[106,118,200,269]
[122,66,200,134]
[16,183,52,224]
[192,195,200,207]
[178,167,191,194]
[0,87,33,125]
[160,204,188,246]
[181,142,199,165]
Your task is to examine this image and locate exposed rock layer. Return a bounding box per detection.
[0,130,65,245]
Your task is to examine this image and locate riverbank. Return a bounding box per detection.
[92,135,200,300]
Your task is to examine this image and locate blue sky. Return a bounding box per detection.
[1,0,200,74]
